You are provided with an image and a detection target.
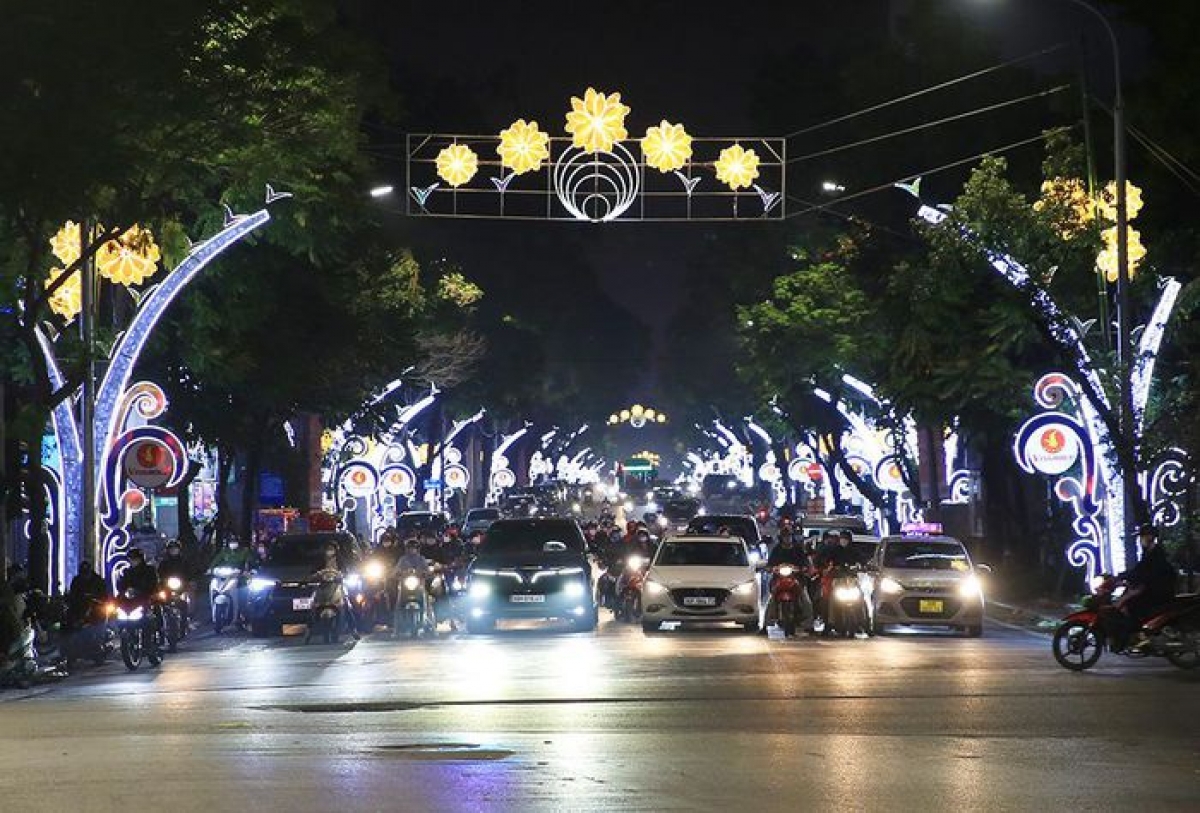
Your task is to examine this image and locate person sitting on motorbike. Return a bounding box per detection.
[391,539,434,637]
[118,549,159,596]
[1114,524,1176,650]
[157,540,192,627]
[764,531,815,634]
[66,560,109,626]
[210,537,252,630]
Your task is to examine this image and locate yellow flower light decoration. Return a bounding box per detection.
[1097,226,1147,282]
[714,144,760,190]
[1033,178,1094,239]
[641,120,693,173]
[45,267,82,322]
[435,143,479,187]
[96,224,161,286]
[1094,180,1144,222]
[564,87,631,154]
[497,119,550,175]
[49,221,82,266]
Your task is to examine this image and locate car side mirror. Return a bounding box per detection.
[975,563,993,575]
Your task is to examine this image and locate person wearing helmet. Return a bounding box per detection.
[210,536,252,629]
[1114,524,1176,650]
[157,540,191,627]
[118,549,159,596]
[391,538,434,637]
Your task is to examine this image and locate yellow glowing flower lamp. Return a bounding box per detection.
[714,144,760,190]
[620,409,631,421]
[641,120,693,173]
[497,119,551,175]
[96,225,161,286]
[1034,178,1094,239]
[1094,180,1144,222]
[436,143,479,187]
[50,221,82,266]
[45,267,82,322]
[564,87,631,154]
[656,413,667,423]
[630,404,645,418]
[1097,226,1147,282]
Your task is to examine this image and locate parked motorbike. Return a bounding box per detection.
[770,565,806,638]
[822,565,870,638]
[0,624,40,688]
[114,589,163,671]
[1052,575,1200,671]
[209,566,242,633]
[306,569,344,645]
[64,598,115,667]
[159,577,189,652]
[616,554,648,623]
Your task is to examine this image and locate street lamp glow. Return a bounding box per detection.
[369,185,395,198]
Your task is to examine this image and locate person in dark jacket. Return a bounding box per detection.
[1119,524,1176,620]
[66,560,109,625]
[117,549,159,596]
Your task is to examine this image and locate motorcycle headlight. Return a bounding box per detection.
[879,577,904,595]
[777,566,794,578]
[644,580,667,596]
[364,561,386,582]
[469,582,491,599]
[834,586,860,602]
[657,516,669,528]
[733,580,756,596]
[248,577,276,593]
[344,574,363,590]
[166,577,183,591]
[571,502,582,513]
[212,566,238,578]
[646,501,659,512]
[627,555,646,571]
[451,577,464,591]
[403,575,422,591]
[958,574,983,600]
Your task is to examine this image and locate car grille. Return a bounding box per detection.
[899,597,962,620]
[670,588,730,607]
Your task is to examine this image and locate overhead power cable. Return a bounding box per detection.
[1088,96,1200,199]
[784,125,1075,220]
[784,43,1070,140]
[787,85,1070,164]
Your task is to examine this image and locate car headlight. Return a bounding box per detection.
[248,577,276,593]
[646,501,659,512]
[959,574,983,600]
[733,580,756,596]
[623,500,634,512]
[644,580,667,596]
[564,582,586,598]
[696,507,706,516]
[879,577,904,595]
[403,575,422,591]
[344,574,363,590]
[657,516,669,528]
[165,577,183,591]
[364,561,386,582]
[834,586,860,602]
[469,582,491,599]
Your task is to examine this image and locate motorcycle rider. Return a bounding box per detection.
[157,540,191,630]
[118,548,159,596]
[764,530,815,635]
[209,536,252,630]
[391,538,434,638]
[66,560,109,626]
[1116,524,1177,650]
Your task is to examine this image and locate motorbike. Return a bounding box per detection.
[615,554,648,623]
[306,569,344,645]
[822,565,870,638]
[770,565,806,638]
[1052,575,1200,671]
[209,566,242,633]
[0,623,40,688]
[159,577,189,652]
[393,568,433,638]
[64,597,116,667]
[114,589,163,671]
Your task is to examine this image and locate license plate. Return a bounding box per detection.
[918,599,944,614]
[510,594,545,603]
[683,596,716,607]
[293,597,313,611]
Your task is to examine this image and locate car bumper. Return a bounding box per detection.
[245,587,372,625]
[467,591,593,621]
[642,589,759,626]
[873,592,984,627]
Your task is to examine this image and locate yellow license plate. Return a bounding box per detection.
[918,599,944,614]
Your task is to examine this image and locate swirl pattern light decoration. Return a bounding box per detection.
[564,87,631,154]
[435,143,479,187]
[553,141,641,222]
[642,120,693,173]
[1145,448,1191,528]
[497,119,550,175]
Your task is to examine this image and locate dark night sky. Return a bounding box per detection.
[356,0,1146,446]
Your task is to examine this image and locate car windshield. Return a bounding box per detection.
[656,540,748,567]
[685,517,755,541]
[481,523,584,553]
[467,509,499,521]
[397,514,442,532]
[269,535,353,567]
[663,499,700,520]
[883,541,970,571]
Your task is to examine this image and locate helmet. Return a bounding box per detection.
[166,540,181,555]
[128,548,145,562]
[1135,523,1158,538]
[405,538,421,550]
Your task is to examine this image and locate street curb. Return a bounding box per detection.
[986,599,1068,635]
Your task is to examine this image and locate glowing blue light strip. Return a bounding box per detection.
[1131,279,1181,434]
[36,328,83,585]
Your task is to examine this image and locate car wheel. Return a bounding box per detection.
[742,620,760,634]
[250,619,278,638]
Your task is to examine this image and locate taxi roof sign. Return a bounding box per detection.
[900,521,944,536]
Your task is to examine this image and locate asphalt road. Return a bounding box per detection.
[1,617,1197,812]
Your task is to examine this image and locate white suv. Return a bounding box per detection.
[641,535,761,633]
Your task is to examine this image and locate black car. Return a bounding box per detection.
[244,532,368,636]
[685,514,769,554]
[464,518,597,633]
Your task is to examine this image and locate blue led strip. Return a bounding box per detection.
[36,328,83,588]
